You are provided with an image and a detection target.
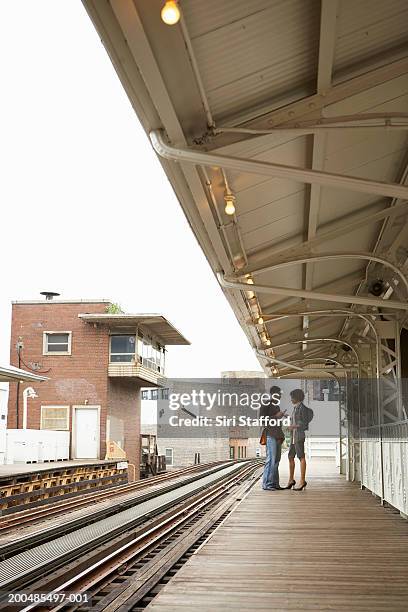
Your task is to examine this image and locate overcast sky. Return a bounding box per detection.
[0,0,261,378]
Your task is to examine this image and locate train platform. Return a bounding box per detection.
[146,458,408,612]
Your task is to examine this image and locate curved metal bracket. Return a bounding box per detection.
[150,129,408,199]
[242,253,408,295]
[217,272,408,311]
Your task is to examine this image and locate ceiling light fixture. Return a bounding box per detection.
[224,193,236,215]
[161,1,181,25]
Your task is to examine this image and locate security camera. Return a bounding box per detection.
[24,387,38,399]
[369,279,385,297]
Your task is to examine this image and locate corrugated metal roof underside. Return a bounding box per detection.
[182,0,321,122]
[82,0,408,373]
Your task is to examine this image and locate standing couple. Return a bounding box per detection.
[260,386,310,491]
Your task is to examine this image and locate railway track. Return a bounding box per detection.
[0,462,241,559]
[0,460,262,612]
[0,461,225,534]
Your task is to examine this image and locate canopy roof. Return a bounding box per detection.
[78,314,190,345]
[0,365,49,383]
[83,0,408,376]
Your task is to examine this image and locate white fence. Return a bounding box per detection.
[5,429,70,464]
[305,437,340,463]
[0,386,8,465]
[361,422,408,516]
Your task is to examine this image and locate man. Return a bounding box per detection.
[260,385,286,490]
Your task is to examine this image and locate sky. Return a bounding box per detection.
[0,0,261,379]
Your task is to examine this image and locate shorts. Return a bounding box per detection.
[288,439,305,459]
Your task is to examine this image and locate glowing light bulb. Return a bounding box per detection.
[258,316,264,325]
[224,194,236,215]
[161,1,180,25]
[265,339,271,346]
[246,277,254,285]
[247,291,255,299]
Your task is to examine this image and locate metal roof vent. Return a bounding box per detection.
[40,291,60,301]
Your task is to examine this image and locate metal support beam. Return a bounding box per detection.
[263,271,367,314]
[240,252,408,295]
[270,338,360,370]
[218,273,408,311]
[303,0,338,350]
[263,309,398,321]
[150,130,408,200]
[339,154,408,339]
[179,14,215,128]
[215,113,408,136]
[254,350,303,372]
[215,55,408,133]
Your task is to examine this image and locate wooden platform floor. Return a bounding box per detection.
[147,458,408,611]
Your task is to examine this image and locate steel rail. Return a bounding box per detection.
[0,462,237,560]
[0,461,224,533]
[13,462,261,612]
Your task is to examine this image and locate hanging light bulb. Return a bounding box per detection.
[161,1,181,25]
[258,316,264,325]
[224,193,236,215]
[246,276,255,300]
[265,338,271,346]
[272,366,278,375]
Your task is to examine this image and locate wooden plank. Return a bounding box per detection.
[147,459,408,611]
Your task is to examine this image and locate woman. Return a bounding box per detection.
[285,388,309,491]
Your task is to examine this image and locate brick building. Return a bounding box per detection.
[8,298,189,478]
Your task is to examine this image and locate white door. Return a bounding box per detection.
[74,407,99,459]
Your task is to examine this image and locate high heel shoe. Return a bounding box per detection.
[293,481,307,491]
[284,480,296,489]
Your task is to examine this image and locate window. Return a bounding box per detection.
[141,390,149,400]
[137,334,144,364]
[41,406,69,430]
[110,335,136,362]
[43,332,71,355]
[151,389,158,400]
[161,388,169,400]
[229,446,235,459]
[110,333,165,372]
[311,379,339,401]
[165,448,173,466]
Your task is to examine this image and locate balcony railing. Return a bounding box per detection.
[108,360,165,386]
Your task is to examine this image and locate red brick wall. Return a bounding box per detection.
[108,379,141,479]
[8,302,110,458]
[8,301,145,474]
